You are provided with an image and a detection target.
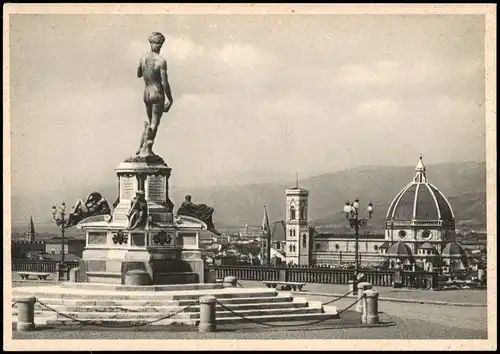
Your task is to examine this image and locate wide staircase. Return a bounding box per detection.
[12,283,339,327]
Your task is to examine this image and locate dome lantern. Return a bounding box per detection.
[413,154,428,183]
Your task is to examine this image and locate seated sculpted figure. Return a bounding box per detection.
[177,195,221,235]
[67,192,111,227]
[127,190,149,230]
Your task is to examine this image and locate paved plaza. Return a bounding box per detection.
[238,280,488,305]
[10,279,489,340]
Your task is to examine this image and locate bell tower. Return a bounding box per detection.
[285,175,310,265]
[26,216,36,243]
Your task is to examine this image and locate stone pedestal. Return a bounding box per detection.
[112,160,173,225]
[76,156,207,286]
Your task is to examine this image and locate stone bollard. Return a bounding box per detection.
[56,263,69,281]
[204,269,216,284]
[16,297,37,332]
[223,276,237,288]
[362,289,379,325]
[69,267,80,283]
[349,279,358,295]
[356,282,372,313]
[124,270,151,286]
[199,295,217,332]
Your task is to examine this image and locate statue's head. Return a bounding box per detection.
[136,190,146,200]
[149,32,166,52]
[185,194,192,201]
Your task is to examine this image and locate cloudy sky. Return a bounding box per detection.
[8,13,486,196]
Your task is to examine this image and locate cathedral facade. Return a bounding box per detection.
[280,156,468,271]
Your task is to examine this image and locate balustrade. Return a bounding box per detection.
[206,264,399,287]
[12,259,80,274]
[12,259,436,289]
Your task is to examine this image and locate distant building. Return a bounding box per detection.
[11,216,45,258]
[269,156,470,272]
[26,216,36,242]
[239,225,262,239]
[384,156,468,271]
[270,220,286,252]
[284,185,311,265]
[45,237,86,258]
[12,240,46,259]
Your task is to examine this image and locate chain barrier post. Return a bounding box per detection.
[199,295,217,332]
[362,289,379,324]
[69,267,80,283]
[16,297,36,332]
[349,279,358,295]
[356,282,372,313]
[223,276,237,288]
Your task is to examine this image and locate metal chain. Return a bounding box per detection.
[378,311,396,324]
[336,296,363,316]
[320,290,353,306]
[215,296,362,328]
[35,299,198,329]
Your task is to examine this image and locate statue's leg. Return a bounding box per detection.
[148,103,164,146]
[137,105,153,155]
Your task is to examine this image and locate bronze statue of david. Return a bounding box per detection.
[136,32,174,156]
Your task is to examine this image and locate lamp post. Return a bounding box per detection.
[343,198,374,294]
[52,202,69,279]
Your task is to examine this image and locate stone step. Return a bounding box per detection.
[40,310,339,327]
[43,318,198,327]
[24,295,293,307]
[169,290,278,301]
[51,306,322,320]
[215,311,340,325]
[59,282,223,292]
[191,306,322,319]
[38,301,308,314]
[12,288,277,301]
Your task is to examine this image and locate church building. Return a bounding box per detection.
[276,156,468,271]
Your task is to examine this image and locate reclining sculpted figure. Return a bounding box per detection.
[66,192,111,227]
[177,195,221,236]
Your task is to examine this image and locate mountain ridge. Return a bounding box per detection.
[10,160,487,233]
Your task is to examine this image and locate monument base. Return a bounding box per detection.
[76,156,208,286]
[78,247,204,285]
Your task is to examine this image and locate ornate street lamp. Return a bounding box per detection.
[344,198,374,294]
[52,202,70,278]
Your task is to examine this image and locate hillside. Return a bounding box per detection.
[10,161,487,234]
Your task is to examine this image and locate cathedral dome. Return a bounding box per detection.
[442,242,466,257]
[386,156,455,223]
[387,241,413,256]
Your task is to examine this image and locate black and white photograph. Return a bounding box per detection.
[3,3,496,351]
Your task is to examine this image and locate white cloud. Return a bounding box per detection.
[212,43,275,68]
[337,60,437,86]
[357,98,400,117]
[435,96,481,115]
[166,35,206,60]
[336,59,481,87]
